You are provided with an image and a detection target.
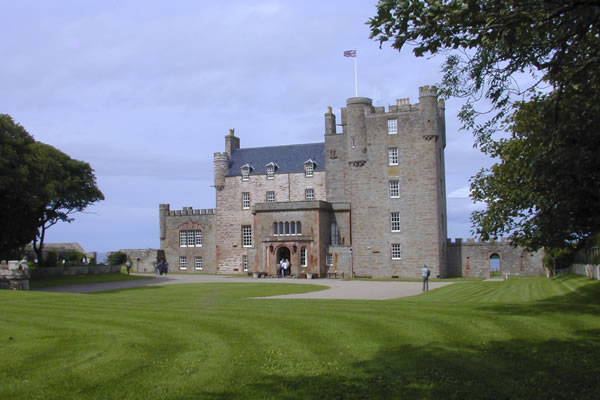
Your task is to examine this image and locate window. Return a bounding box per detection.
[241,169,249,181]
[266,165,275,179]
[179,256,187,270]
[194,230,203,247]
[329,150,337,159]
[331,222,339,245]
[389,181,400,198]
[391,244,402,259]
[326,254,333,266]
[266,191,275,202]
[388,119,398,134]
[388,148,398,165]
[391,212,401,232]
[242,225,252,247]
[305,163,314,177]
[243,255,248,272]
[195,257,203,270]
[180,230,202,247]
[273,221,302,236]
[305,188,314,200]
[300,247,307,266]
[242,192,250,209]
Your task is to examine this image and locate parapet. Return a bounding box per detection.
[447,237,511,246]
[214,152,229,160]
[167,207,216,216]
[419,85,438,98]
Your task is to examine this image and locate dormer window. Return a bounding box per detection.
[304,159,317,177]
[240,163,253,181]
[265,162,278,179]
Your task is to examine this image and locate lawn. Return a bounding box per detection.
[28,272,151,289]
[1,276,599,399]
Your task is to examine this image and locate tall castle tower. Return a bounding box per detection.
[324,86,447,277]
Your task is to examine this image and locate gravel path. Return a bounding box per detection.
[37,274,455,300]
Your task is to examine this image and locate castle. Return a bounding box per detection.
[158,87,544,278]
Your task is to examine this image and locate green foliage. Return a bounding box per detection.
[60,250,86,264]
[29,142,105,265]
[107,251,128,265]
[543,247,576,271]
[0,115,40,259]
[45,250,58,268]
[0,114,104,262]
[1,278,599,399]
[368,1,600,250]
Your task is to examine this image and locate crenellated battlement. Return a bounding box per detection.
[419,85,438,97]
[447,237,510,245]
[167,206,216,216]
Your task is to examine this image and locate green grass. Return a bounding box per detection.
[1,276,599,399]
[29,272,152,289]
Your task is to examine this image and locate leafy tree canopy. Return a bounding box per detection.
[30,141,105,265]
[0,115,40,258]
[369,0,600,250]
[0,114,104,262]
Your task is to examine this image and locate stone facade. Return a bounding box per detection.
[446,238,544,277]
[160,87,544,278]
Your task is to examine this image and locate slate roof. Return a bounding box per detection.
[227,142,325,176]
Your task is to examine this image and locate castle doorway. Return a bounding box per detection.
[277,246,291,276]
[489,253,501,277]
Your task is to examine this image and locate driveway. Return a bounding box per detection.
[37,274,454,300]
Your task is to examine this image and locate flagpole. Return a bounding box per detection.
[354,50,358,97]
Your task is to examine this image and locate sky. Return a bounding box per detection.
[1,0,492,254]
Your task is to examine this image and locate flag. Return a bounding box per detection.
[344,49,356,57]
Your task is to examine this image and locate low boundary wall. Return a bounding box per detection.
[559,264,600,280]
[31,265,122,278]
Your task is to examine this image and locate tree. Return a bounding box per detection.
[29,142,105,265]
[0,115,41,259]
[368,0,600,250]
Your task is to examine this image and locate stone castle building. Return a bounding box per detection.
[159,87,544,278]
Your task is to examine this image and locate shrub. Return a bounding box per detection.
[61,250,86,264]
[107,251,127,265]
[45,250,58,268]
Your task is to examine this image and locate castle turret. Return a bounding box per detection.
[419,86,441,136]
[213,152,228,191]
[324,106,336,136]
[225,128,240,155]
[159,204,170,241]
[345,97,372,162]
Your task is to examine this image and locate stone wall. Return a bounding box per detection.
[120,249,161,273]
[215,167,326,274]
[446,238,545,277]
[159,204,217,273]
[326,88,447,278]
[30,264,121,278]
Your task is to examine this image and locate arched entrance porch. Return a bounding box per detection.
[277,246,291,277]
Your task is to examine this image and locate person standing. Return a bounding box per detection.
[125,259,131,275]
[421,264,430,292]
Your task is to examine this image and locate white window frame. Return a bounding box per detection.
[179,231,187,247]
[241,168,250,181]
[242,225,252,247]
[179,256,187,270]
[391,212,401,232]
[195,257,203,270]
[391,244,402,260]
[387,119,398,134]
[180,230,202,247]
[305,163,314,177]
[388,148,398,165]
[243,255,248,272]
[242,192,250,209]
[389,181,400,198]
[305,188,314,200]
[326,253,333,266]
[300,247,307,266]
[266,165,275,179]
[266,191,275,202]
